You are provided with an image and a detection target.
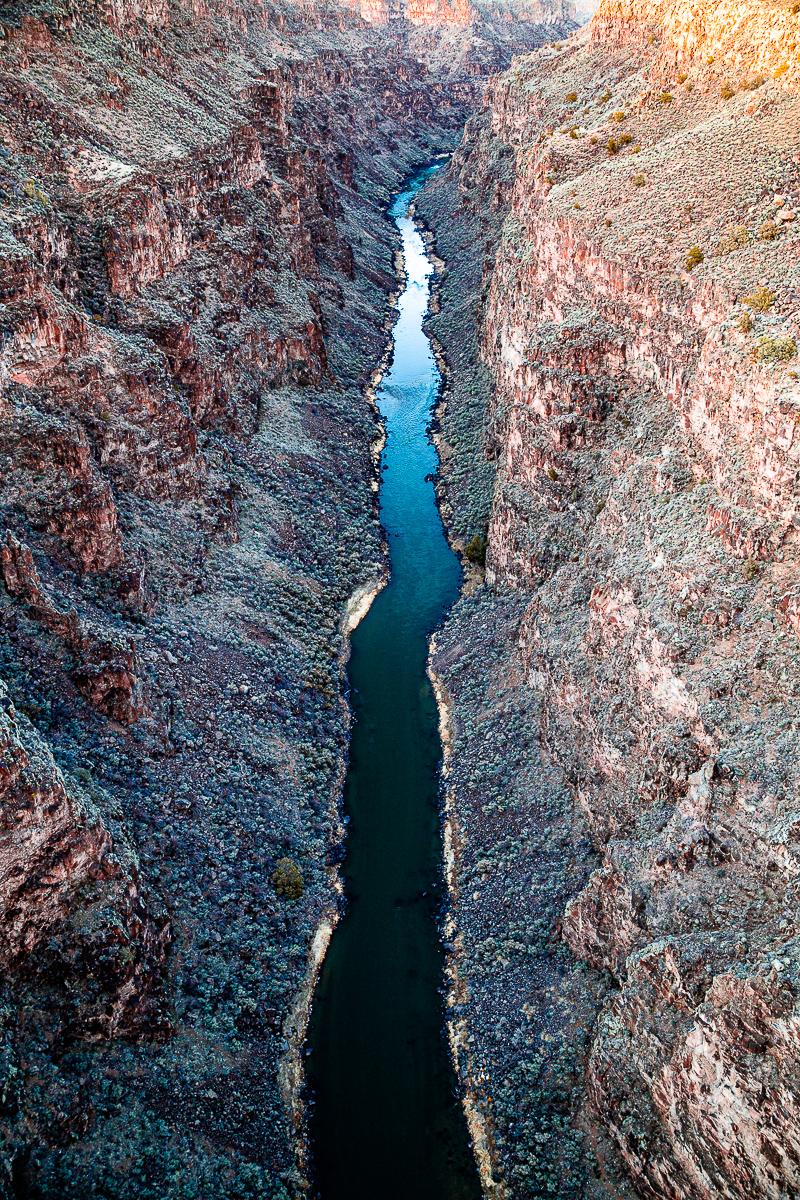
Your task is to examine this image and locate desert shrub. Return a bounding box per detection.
[620,132,633,145]
[758,219,779,241]
[659,91,673,103]
[717,223,749,254]
[753,335,797,362]
[464,534,487,566]
[632,173,646,187]
[611,110,626,122]
[565,91,578,102]
[272,857,304,900]
[677,71,688,84]
[742,286,776,312]
[607,137,620,154]
[738,311,754,333]
[720,81,735,99]
[685,245,704,270]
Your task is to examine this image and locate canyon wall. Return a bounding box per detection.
[0,0,576,1195]
[421,2,800,1196]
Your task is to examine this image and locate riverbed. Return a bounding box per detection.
[306,165,481,1200]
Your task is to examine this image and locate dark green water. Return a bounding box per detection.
[306,165,482,1200]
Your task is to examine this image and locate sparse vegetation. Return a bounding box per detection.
[464,534,487,567]
[565,91,578,102]
[632,173,646,187]
[753,335,797,362]
[742,286,776,312]
[685,245,704,271]
[659,91,673,104]
[720,81,735,99]
[738,311,753,333]
[717,224,749,254]
[758,219,779,241]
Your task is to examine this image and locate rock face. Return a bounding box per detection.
[0,0,576,1195]
[420,2,800,1197]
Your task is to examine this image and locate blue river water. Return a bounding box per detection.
[306,165,482,1200]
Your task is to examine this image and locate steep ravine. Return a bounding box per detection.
[0,0,577,1195]
[420,5,800,1198]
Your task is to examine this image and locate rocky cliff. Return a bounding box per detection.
[0,0,576,1194]
[420,2,800,1196]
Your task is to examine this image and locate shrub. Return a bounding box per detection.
[743,286,776,312]
[717,223,749,254]
[758,219,779,241]
[632,173,646,187]
[659,91,674,103]
[685,245,704,271]
[738,311,753,334]
[464,534,487,566]
[720,81,735,99]
[565,91,578,102]
[620,132,633,145]
[611,110,626,122]
[607,137,620,154]
[677,71,688,84]
[272,857,304,900]
[753,335,797,363]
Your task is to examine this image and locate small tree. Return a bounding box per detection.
[464,535,487,567]
[272,857,304,900]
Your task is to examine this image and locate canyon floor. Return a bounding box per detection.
[3,0,800,1198]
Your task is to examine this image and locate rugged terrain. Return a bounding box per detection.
[0,0,577,1195]
[421,2,800,1197]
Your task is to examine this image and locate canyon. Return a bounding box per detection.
[2,0,799,1197]
[420,1,800,1196]
[0,0,572,1195]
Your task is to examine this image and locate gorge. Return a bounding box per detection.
[1,0,800,1198]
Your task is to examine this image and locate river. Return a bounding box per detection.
[306,164,482,1200]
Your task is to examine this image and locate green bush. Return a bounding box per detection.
[717,223,749,254]
[685,245,704,271]
[753,336,797,363]
[271,857,304,900]
[464,534,487,567]
[753,336,796,362]
[742,286,776,312]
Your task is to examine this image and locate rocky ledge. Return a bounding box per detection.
[0,0,576,1195]
[420,2,800,1197]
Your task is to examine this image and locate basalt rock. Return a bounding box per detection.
[0,0,576,1194]
[421,2,800,1197]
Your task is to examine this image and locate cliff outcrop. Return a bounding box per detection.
[0,0,578,1194]
[421,3,800,1196]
